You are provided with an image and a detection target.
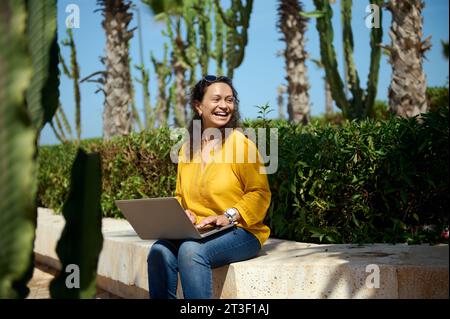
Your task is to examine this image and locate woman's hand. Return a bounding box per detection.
[185,209,197,224]
[196,215,230,228]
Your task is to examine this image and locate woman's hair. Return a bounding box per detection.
[186,76,241,160]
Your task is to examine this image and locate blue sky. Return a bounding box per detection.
[40,0,449,145]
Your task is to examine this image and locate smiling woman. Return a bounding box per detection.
[146,75,271,299]
[186,75,241,160]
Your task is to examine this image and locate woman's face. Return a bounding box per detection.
[195,82,235,129]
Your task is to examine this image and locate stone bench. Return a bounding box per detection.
[34,207,448,299]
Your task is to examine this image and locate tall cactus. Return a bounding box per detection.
[145,0,252,126]
[214,0,253,79]
[0,0,34,299]
[151,45,172,127]
[59,28,82,143]
[312,0,383,120]
[135,64,152,129]
[129,72,144,132]
[213,3,225,76]
[26,0,60,132]
[50,149,103,299]
[167,0,213,126]
[196,0,213,77]
[24,0,60,298]
[0,0,59,298]
[166,11,189,127]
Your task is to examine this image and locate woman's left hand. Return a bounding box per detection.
[196,215,230,228]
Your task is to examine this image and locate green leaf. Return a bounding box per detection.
[352,212,360,227]
[289,183,296,194]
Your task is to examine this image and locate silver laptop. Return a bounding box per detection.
[115,197,236,240]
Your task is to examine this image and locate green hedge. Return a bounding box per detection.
[38,107,449,244]
[263,107,448,244]
[38,129,177,219]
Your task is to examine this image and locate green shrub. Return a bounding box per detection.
[38,129,177,218]
[427,86,449,112]
[261,106,448,244]
[38,107,449,244]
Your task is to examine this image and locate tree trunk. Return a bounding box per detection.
[278,0,310,124]
[101,0,134,140]
[277,85,286,120]
[325,79,333,115]
[385,0,431,118]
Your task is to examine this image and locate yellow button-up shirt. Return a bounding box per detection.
[175,129,271,246]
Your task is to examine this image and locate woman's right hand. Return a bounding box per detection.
[185,209,197,224]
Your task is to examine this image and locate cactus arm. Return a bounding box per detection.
[135,64,152,129]
[130,79,144,132]
[59,50,72,78]
[151,44,171,127]
[58,103,74,140]
[364,0,383,117]
[216,0,253,79]
[0,0,35,299]
[66,28,82,142]
[197,0,212,75]
[26,0,59,132]
[341,0,363,111]
[49,149,103,298]
[183,0,199,70]
[214,3,225,75]
[50,118,67,144]
[213,0,236,28]
[313,0,350,116]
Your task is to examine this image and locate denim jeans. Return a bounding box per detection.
[147,226,261,299]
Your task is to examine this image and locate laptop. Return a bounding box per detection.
[115,197,236,240]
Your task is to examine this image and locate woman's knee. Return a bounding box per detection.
[147,241,175,264]
[178,241,208,267]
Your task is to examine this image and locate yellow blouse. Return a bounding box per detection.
[175,129,271,246]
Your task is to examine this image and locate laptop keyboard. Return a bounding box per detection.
[197,225,221,234]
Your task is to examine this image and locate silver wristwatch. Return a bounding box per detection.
[224,207,238,224]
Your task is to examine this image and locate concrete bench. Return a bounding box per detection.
[34,207,448,299]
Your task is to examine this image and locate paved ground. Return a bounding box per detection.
[27,263,121,299]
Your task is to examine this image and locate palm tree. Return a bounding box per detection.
[98,0,134,140]
[277,0,311,124]
[385,0,431,118]
[277,85,286,120]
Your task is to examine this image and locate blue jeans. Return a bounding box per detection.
[147,226,261,299]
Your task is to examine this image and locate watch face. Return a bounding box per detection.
[227,208,236,217]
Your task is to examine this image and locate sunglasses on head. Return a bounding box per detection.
[202,75,231,83]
